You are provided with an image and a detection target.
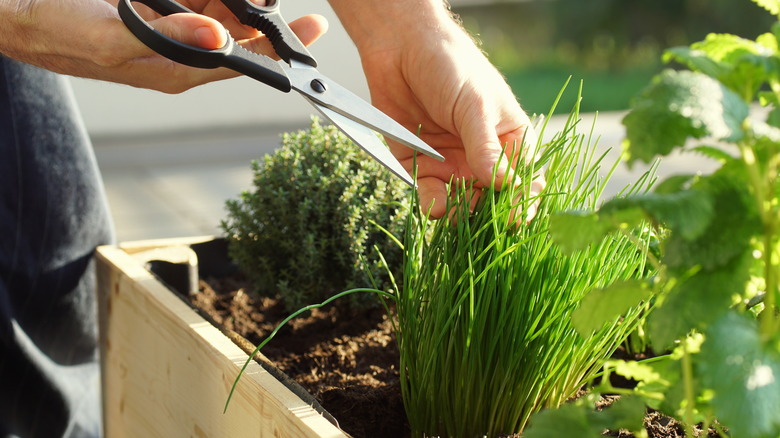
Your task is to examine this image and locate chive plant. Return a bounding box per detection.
[395,94,655,437]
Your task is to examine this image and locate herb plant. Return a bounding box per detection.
[221,118,408,311]
[395,91,656,437]
[529,1,780,436]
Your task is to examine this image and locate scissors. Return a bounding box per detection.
[117,0,445,186]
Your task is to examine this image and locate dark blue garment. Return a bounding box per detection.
[0,57,114,437]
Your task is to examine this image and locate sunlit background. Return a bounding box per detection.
[454,0,773,114]
[75,0,761,242]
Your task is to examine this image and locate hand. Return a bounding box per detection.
[329,0,544,219]
[0,0,327,93]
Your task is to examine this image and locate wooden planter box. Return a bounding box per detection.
[95,237,347,438]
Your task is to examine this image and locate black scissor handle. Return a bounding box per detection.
[117,0,292,92]
[221,0,316,67]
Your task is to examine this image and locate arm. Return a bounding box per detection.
[0,0,327,93]
[328,0,542,218]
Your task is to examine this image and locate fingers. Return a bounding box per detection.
[524,175,546,222]
[460,108,535,191]
[417,177,450,219]
[148,13,227,50]
[144,13,328,54]
[290,14,330,47]
[93,12,327,92]
[240,14,328,58]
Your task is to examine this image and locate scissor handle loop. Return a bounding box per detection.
[221,0,317,67]
[117,0,292,92]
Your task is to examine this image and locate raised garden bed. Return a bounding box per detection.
[95,236,349,438]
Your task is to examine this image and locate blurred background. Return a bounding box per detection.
[455,0,773,114]
[74,0,767,242]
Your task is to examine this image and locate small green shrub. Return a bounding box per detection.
[221,118,409,311]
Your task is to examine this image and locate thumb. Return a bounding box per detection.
[148,13,227,50]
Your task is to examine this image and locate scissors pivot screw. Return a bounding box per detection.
[310,79,327,93]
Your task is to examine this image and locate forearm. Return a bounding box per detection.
[327,0,470,55]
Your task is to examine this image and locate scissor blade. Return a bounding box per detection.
[306,99,415,187]
[287,66,444,162]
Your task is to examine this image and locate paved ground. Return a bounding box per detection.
[94,112,716,243]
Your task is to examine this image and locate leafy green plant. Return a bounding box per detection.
[225,88,662,437]
[221,118,409,311]
[530,1,780,436]
[395,89,656,437]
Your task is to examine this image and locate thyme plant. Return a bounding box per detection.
[221,118,408,311]
[396,94,655,437]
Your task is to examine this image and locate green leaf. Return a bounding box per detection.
[551,188,713,255]
[602,189,713,241]
[524,395,646,438]
[622,70,749,165]
[653,174,697,194]
[609,359,666,384]
[549,207,645,254]
[768,106,780,128]
[549,211,609,254]
[691,33,774,64]
[699,311,780,437]
[690,145,739,164]
[664,46,725,79]
[572,280,652,336]
[754,0,780,16]
[665,33,780,99]
[648,250,754,350]
[663,172,759,271]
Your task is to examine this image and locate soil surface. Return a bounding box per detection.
[191,274,407,438]
[188,273,719,438]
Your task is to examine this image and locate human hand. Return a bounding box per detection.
[0,0,327,93]
[329,0,544,219]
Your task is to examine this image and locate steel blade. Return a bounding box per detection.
[287,65,444,163]
[306,99,415,187]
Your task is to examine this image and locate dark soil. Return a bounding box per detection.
[190,273,407,438]
[187,273,719,438]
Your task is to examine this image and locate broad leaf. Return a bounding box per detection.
[524,395,646,438]
[648,250,754,350]
[601,189,713,241]
[549,207,645,254]
[622,70,749,165]
[653,174,697,194]
[690,145,738,164]
[549,211,612,254]
[551,188,713,254]
[572,280,652,336]
[664,46,725,79]
[663,169,759,271]
[754,0,780,16]
[767,106,780,128]
[699,311,780,437]
[666,33,780,99]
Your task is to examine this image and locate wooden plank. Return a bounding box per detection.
[117,236,214,255]
[96,241,347,438]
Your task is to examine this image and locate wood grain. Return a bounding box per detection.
[96,239,347,438]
